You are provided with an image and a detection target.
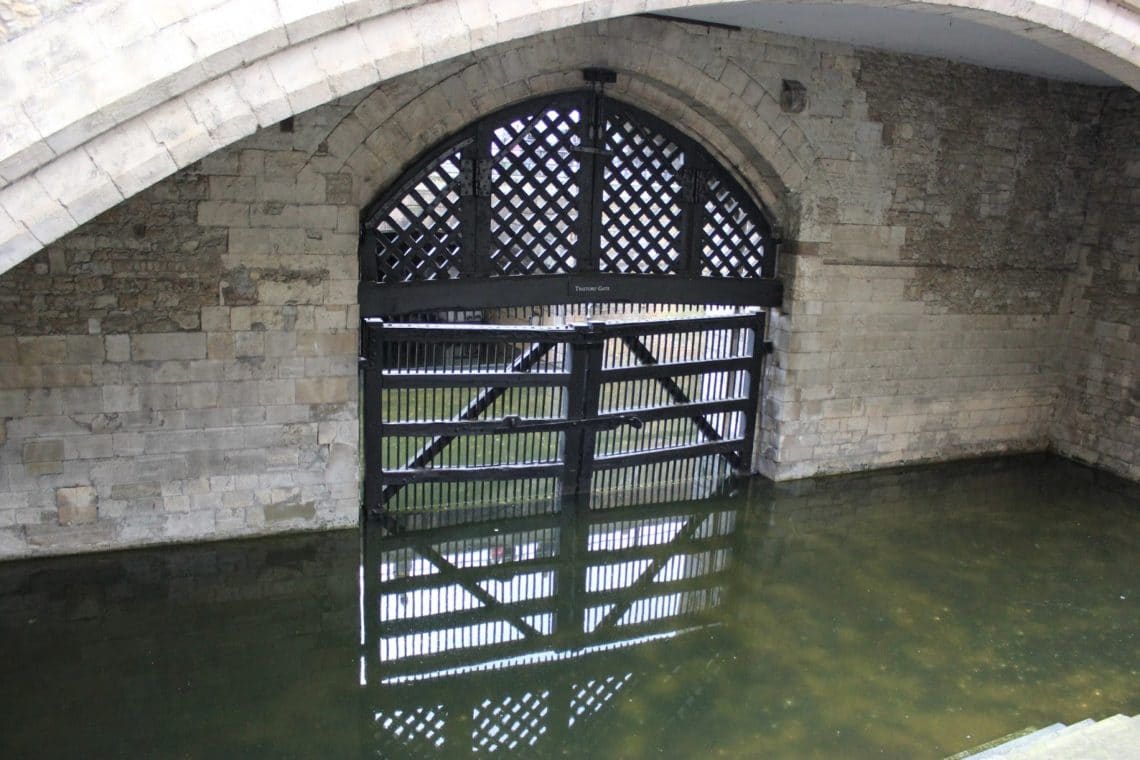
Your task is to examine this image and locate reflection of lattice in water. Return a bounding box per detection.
[472,690,551,752]
[374,705,447,756]
[569,673,633,726]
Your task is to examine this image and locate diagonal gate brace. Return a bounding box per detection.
[378,340,557,510]
[619,334,743,470]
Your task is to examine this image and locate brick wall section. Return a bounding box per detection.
[1052,89,1140,480]
[0,17,1135,559]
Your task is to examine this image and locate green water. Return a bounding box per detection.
[1,455,1136,758]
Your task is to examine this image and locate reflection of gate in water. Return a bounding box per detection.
[362,310,767,526]
[362,492,749,756]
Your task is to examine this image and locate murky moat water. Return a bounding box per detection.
[1,455,1137,758]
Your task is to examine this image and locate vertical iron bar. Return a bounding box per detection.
[583,87,608,272]
[738,313,766,475]
[363,322,385,520]
[619,334,742,470]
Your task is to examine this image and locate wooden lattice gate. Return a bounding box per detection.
[362,312,767,526]
[359,73,783,526]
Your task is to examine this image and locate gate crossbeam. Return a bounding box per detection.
[408,541,544,640]
[591,510,713,632]
[379,340,557,509]
[367,506,544,639]
[618,335,743,471]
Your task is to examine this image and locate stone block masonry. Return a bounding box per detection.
[0,16,1136,559]
[0,97,363,558]
[1052,89,1140,482]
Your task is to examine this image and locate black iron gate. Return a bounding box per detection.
[362,312,766,527]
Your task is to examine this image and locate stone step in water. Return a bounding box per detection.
[954,722,1068,759]
[956,715,1140,760]
[1011,714,1139,760]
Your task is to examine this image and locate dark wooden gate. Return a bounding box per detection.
[359,76,783,526]
[362,312,766,527]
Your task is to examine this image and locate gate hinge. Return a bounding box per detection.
[360,328,381,369]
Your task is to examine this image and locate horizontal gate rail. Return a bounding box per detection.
[581,534,736,566]
[585,494,740,523]
[372,336,560,512]
[378,638,551,682]
[369,321,573,342]
[591,313,762,337]
[593,440,743,470]
[360,274,782,315]
[599,356,753,383]
[382,413,642,437]
[379,371,571,388]
[378,558,564,596]
[382,463,565,485]
[592,399,746,425]
[377,515,557,552]
[375,618,707,682]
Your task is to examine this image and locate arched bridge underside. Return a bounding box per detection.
[0,0,1138,276]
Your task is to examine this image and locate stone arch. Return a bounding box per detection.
[322,27,810,234]
[1,0,1137,273]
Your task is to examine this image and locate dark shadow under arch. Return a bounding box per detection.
[359,86,783,315]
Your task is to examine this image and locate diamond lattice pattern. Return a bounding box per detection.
[599,115,686,274]
[374,705,447,757]
[699,176,768,278]
[472,690,550,752]
[374,151,465,283]
[569,673,633,726]
[489,108,582,275]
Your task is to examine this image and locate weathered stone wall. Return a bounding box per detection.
[0,100,362,558]
[1052,89,1140,480]
[0,17,1133,559]
[764,52,1104,479]
[0,0,83,43]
